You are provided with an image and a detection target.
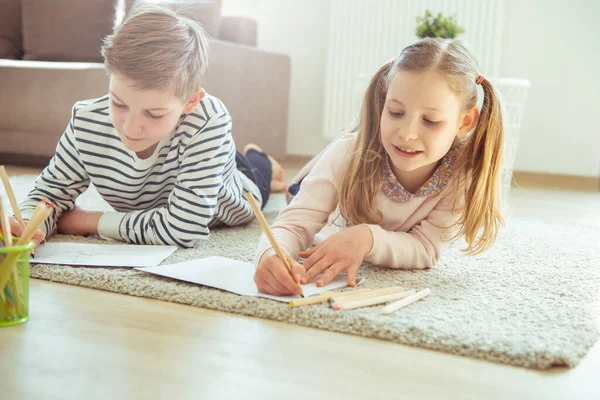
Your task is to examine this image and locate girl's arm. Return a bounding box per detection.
[255,134,356,263]
[364,189,464,269]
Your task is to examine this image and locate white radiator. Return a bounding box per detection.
[323,0,506,139]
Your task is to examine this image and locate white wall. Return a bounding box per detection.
[222,0,331,156]
[501,0,600,177]
[224,0,600,177]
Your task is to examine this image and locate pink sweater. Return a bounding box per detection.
[256,134,464,269]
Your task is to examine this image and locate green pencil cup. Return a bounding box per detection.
[0,242,34,327]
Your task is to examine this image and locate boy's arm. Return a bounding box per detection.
[19,106,91,236]
[97,113,236,248]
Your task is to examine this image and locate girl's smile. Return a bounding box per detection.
[392,145,424,158]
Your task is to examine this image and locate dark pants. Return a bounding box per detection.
[236,150,272,209]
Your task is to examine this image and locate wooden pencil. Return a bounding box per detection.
[328,288,373,300]
[246,192,292,273]
[333,290,416,311]
[0,165,25,228]
[289,293,330,307]
[0,203,52,290]
[246,192,303,296]
[0,196,24,316]
[15,201,51,247]
[0,197,12,246]
[289,287,373,308]
[379,288,431,315]
[329,286,407,305]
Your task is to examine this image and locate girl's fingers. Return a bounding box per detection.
[255,276,285,296]
[346,265,359,287]
[290,262,306,283]
[254,276,267,293]
[299,245,319,259]
[265,267,293,294]
[316,263,345,287]
[301,257,331,285]
[255,267,288,295]
[302,248,325,272]
[268,260,303,295]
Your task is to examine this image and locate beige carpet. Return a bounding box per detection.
[9,175,600,369]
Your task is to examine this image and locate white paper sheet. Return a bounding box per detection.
[31,243,177,268]
[136,256,353,302]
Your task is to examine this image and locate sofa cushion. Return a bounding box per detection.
[129,0,222,38]
[22,0,122,62]
[0,0,22,59]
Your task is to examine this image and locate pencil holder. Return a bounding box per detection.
[0,242,34,327]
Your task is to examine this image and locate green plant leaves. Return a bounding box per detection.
[415,9,465,39]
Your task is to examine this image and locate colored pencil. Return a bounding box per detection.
[329,286,407,305]
[0,165,25,228]
[0,201,52,290]
[379,288,431,315]
[246,192,292,272]
[246,192,303,297]
[333,290,416,311]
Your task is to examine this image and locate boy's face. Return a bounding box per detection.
[108,73,204,157]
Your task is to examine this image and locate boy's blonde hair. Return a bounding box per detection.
[338,38,504,255]
[101,5,209,102]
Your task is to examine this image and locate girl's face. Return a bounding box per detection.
[380,70,476,191]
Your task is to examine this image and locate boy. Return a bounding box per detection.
[9,6,285,248]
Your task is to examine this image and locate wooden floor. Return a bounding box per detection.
[1,164,600,400]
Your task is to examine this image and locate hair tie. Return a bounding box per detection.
[476,75,485,85]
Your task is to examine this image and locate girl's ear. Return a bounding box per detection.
[183,89,206,114]
[457,106,479,138]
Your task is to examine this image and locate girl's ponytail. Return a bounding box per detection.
[453,78,505,254]
[339,62,391,226]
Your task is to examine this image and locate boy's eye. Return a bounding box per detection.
[147,112,165,120]
[113,101,127,109]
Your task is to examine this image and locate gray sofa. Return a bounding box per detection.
[0,0,291,164]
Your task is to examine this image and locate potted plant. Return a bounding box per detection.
[416,9,465,39]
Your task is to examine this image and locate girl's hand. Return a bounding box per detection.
[254,250,306,296]
[3,216,46,248]
[57,206,103,236]
[299,224,373,287]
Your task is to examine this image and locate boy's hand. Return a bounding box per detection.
[57,206,103,236]
[299,224,373,287]
[3,216,46,248]
[254,249,306,296]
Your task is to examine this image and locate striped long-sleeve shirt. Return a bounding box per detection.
[20,94,262,248]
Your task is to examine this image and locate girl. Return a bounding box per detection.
[255,38,504,296]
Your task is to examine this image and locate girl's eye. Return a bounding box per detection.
[423,118,440,125]
[389,109,404,118]
[147,113,164,120]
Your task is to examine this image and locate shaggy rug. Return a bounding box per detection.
[7,175,600,369]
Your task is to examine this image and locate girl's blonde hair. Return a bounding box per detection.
[101,5,209,102]
[338,38,504,255]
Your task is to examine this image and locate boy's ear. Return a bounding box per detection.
[457,106,479,138]
[183,89,206,114]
